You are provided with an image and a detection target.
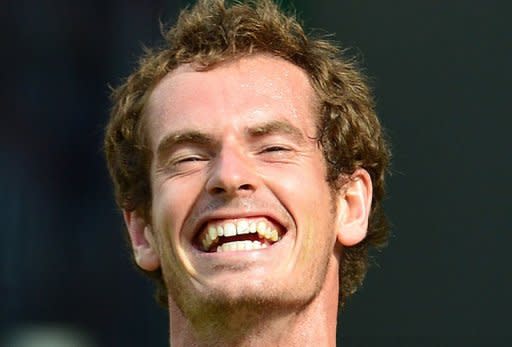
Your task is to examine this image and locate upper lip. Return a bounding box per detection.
[191,209,288,240]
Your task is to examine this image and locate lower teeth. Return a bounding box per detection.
[216,240,268,252]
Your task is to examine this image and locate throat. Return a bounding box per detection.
[175,299,333,347]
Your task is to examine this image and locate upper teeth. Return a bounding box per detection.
[200,219,280,252]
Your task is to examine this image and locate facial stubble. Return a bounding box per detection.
[157,196,339,340]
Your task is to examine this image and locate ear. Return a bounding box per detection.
[123,210,160,271]
[335,169,373,247]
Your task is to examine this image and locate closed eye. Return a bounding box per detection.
[257,145,296,163]
[176,156,207,163]
[156,145,211,177]
[261,145,291,153]
[168,155,209,171]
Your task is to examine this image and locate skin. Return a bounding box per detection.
[124,54,372,346]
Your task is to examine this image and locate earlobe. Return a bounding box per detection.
[123,210,161,271]
[335,169,373,247]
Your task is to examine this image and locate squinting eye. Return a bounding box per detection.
[262,146,290,152]
[177,156,204,163]
[171,156,208,168]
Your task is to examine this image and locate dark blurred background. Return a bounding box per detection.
[1,0,510,346]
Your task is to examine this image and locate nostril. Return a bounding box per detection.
[211,187,225,194]
[209,183,254,195]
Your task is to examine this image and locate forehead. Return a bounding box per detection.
[144,54,317,148]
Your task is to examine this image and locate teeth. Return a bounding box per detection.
[236,220,250,234]
[201,219,281,252]
[218,240,265,252]
[224,223,236,237]
[270,228,278,242]
[256,221,267,236]
[208,226,217,241]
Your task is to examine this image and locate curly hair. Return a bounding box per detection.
[104,0,390,306]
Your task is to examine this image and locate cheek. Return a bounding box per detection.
[264,161,330,210]
[262,162,334,255]
[263,160,334,237]
[153,177,202,225]
[150,179,198,259]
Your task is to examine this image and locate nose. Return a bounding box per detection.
[205,147,258,197]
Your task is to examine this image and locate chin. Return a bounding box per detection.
[171,276,320,323]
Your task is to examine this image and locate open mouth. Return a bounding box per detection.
[195,218,284,253]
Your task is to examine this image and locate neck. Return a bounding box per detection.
[168,257,341,347]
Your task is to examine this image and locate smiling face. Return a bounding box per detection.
[127,54,358,319]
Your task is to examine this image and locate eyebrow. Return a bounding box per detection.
[246,120,306,144]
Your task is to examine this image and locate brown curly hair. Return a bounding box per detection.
[104,0,390,307]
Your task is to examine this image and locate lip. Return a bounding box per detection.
[190,221,294,261]
[181,208,297,278]
[190,210,289,243]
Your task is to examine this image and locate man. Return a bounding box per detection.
[104,0,390,345]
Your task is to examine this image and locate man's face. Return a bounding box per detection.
[143,54,343,314]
